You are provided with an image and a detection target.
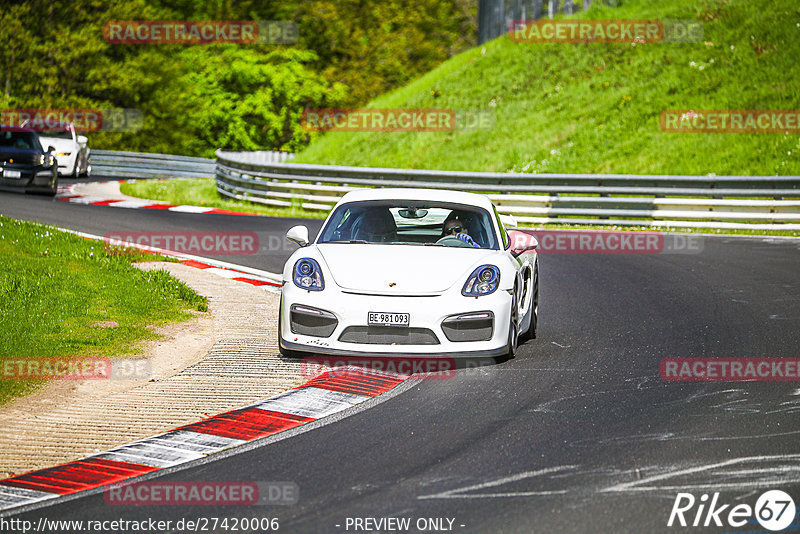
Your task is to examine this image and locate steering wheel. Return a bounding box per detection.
[436,235,474,247]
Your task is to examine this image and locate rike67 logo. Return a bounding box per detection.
[668,490,796,531]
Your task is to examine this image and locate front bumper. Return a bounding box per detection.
[280,282,513,357]
[0,165,57,193]
[56,152,77,175]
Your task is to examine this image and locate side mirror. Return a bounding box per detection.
[499,213,518,228]
[47,146,56,153]
[508,229,538,257]
[286,225,309,247]
[77,135,88,144]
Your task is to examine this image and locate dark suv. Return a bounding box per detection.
[0,125,59,196]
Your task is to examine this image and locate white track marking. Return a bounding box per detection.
[202,267,241,279]
[91,431,242,468]
[64,196,106,204]
[600,454,800,493]
[254,387,369,419]
[417,466,578,500]
[0,486,58,508]
[147,430,245,453]
[105,200,155,208]
[168,205,213,213]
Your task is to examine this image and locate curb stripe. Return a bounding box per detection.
[252,387,370,419]
[180,260,214,269]
[0,367,408,512]
[178,408,314,441]
[56,183,261,218]
[0,459,157,494]
[301,370,407,397]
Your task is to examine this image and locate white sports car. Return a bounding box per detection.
[35,121,90,178]
[279,188,539,360]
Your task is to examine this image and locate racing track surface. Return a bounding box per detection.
[2,186,800,533]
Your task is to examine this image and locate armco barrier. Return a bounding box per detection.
[91,150,293,180]
[215,150,800,230]
[91,149,215,179]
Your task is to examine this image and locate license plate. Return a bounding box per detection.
[368,312,410,327]
[2,170,21,179]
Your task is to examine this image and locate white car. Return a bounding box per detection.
[34,121,90,178]
[279,188,539,360]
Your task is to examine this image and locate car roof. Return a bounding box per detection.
[0,125,38,133]
[336,188,496,211]
[20,120,74,133]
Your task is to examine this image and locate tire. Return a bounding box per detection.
[529,270,539,339]
[44,175,58,197]
[78,154,90,178]
[506,286,519,358]
[520,266,538,342]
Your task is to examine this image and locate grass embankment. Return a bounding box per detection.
[120,179,327,219]
[0,216,208,404]
[123,0,799,235]
[295,0,800,175]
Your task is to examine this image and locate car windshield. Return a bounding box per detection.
[317,200,499,249]
[0,131,41,151]
[39,131,73,140]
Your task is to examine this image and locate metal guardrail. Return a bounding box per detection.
[215,150,800,230]
[479,0,592,45]
[91,149,216,179]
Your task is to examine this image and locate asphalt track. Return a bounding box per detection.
[2,182,800,533]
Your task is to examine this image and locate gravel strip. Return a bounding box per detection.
[0,262,303,478]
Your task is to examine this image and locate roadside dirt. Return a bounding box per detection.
[0,262,304,478]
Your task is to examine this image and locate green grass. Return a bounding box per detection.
[0,216,208,405]
[294,0,800,175]
[120,179,328,219]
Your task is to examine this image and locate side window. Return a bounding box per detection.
[493,206,509,249]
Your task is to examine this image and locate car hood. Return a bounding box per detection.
[0,148,40,164]
[38,137,75,152]
[317,243,498,294]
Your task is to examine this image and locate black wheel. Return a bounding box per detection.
[519,267,537,343]
[529,270,538,339]
[44,175,58,197]
[506,285,519,357]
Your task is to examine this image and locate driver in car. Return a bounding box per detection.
[442,217,481,248]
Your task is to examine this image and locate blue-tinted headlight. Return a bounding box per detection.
[293,258,324,291]
[462,265,500,297]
